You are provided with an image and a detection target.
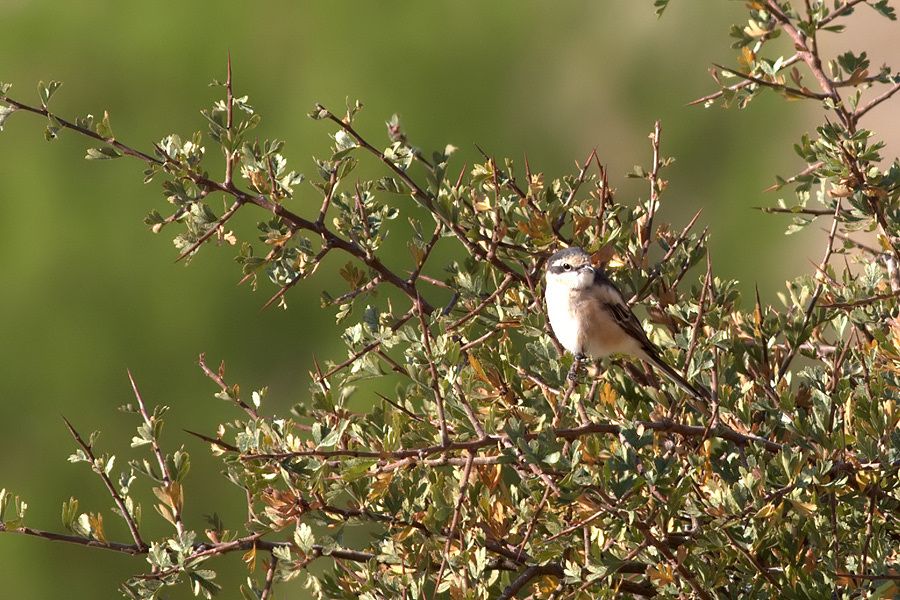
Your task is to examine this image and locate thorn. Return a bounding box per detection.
[260,286,288,311]
[61,414,76,437]
[184,429,239,452]
[312,355,325,383]
[453,162,467,190]
[375,392,424,422]
[582,147,598,169]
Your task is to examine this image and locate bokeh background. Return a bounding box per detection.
[0,2,896,598]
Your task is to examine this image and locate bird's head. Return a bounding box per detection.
[545,247,597,291]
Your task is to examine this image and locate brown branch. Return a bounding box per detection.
[317,106,525,284]
[183,428,239,452]
[319,311,414,381]
[629,208,703,304]
[635,522,713,600]
[127,370,185,536]
[818,0,868,27]
[408,221,443,284]
[259,553,278,600]
[176,199,243,262]
[859,493,877,574]
[833,572,900,581]
[433,452,475,596]
[854,81,900,120]
[0,522,144,554]
[416,295,449,447]
[763,161,825,192]
[2,97,163,164]
[820,290,900,309]
[224,53,235,188]
[515,485,552,561]
[243,416,785,464]
[61,417,146,550]
[198,353,259,419]
[682,251,712,372]
[689,55,802,106]
[764,1,842,106]
[713,64,828,100]
[756,205,837,216]
[639,122,663,261]
[776,200,842,380]
[498,564,545,600]
[261,245,331,310]
[4,95,430,312]
[448,273,516,331]
[829,230,881,256]
[722,528,780,590]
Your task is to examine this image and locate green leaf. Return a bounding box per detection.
[294,522,315,553]
[0,104,15,131]
[44,115,62,142]
[653,0,671,17]
[95,111,114,139]
[38,80,62,107]
[316,420,348,449]
[871,0,897,20]
[85,146,122,160]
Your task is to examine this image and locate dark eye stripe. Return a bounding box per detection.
[549,263,580,274]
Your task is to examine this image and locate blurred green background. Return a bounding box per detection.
[0,2,895,598]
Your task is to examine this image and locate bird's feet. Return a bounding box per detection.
[566,354,586,382]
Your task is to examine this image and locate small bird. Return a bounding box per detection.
[544,246,703,399]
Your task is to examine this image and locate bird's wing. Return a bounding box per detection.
[592,272,659,355]
[595,273,707,401]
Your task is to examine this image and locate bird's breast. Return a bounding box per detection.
[545,284,583,355]
[545,285,640,359]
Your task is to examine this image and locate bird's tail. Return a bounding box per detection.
[639,348,708,402]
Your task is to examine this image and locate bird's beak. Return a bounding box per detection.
[579,264,595,274]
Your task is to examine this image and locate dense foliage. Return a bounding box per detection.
[1,1,898,598]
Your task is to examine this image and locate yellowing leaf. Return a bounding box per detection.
[754,503,778,519]
[647,563,675,586]
[368,472,393,502]
[88,513,106,543]
[788,499,817,517]
[599,382,617,406]
[243,545,257,573]
[739,49,756,73]
[467,353,490,384]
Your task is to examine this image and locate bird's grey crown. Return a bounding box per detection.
[548,246,589,265]
[547,247,596,276]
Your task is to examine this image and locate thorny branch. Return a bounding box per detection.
[2,4,900,596]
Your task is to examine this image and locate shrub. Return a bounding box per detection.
[0,1,898,598]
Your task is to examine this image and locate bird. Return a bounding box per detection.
[544,246,704,400]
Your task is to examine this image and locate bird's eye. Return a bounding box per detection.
[562,263,572,271]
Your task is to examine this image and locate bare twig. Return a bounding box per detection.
[243,415,785,463]
[198,353,259,419]
[224,53,236,189]
[415,295,450,447]
[712,64,828,100]
[259,553,278,600]
[777,200,842,381]
[854,81,900,120]
[820,290,900,309]
[61,417,146,550]
[433,452,475,597]
[636,522,713,600]
[689,55,802,106]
